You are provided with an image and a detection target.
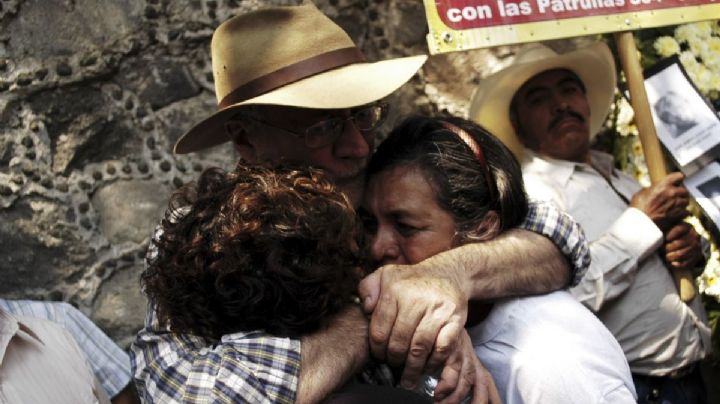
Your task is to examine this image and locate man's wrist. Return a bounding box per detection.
[421,251,473,299]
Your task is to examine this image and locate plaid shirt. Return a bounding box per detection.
[130,199,589,403]
[522,200,590,286]
[131,310,301,404]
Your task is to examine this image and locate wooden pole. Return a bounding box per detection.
[614,31,696,302]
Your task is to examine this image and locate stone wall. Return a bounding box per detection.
[0,0,569,347]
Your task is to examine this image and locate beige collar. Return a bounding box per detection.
[0,308,45,366]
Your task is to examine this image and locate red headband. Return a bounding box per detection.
[440,121,496,200]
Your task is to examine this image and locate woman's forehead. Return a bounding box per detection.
[366,165,436,209]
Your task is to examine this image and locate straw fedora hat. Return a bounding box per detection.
[468,42,616,160]
[174,1,427,154]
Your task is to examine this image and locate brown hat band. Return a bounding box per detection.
[218,47,366,109]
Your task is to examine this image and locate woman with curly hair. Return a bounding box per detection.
[144,156,499,404]
[142,164,365,340]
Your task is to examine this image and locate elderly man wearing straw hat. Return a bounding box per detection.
[470,42,712,404]
[131,2,594,403]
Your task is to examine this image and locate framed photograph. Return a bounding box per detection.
[685,161,720,232]
[642,57,720,174]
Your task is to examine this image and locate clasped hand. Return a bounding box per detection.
[359,262,467,385]
[359,263,500,403]
[630,172,704,272]
[630,172,689,231]
[663,222,704,271]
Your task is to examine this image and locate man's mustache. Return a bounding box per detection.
[549,109,585,130]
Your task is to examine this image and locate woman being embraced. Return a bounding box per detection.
[362,116,637,404]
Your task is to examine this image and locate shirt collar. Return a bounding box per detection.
[524,149,615,186]
[0,307,45,365]
[588,150,615,178]
[524,150,579,187]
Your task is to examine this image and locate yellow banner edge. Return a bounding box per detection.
[424,2,720,54]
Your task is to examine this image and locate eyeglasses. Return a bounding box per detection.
[244,102,389,149]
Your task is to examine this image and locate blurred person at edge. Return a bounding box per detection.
[0,305,111,404]
[0,300,139,404]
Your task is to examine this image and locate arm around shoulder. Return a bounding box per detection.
[444,199,588,301]
[448,228,571,301]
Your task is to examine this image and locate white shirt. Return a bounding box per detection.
[469,291,636,404]
[0,308,110,404]
[522,150,711,375]
[0,300,131,398]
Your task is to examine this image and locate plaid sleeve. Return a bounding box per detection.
[519,200,590,286]
[130,306,301,404]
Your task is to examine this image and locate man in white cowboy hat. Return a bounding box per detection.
[470,41,712,404]
[131,2,594,403]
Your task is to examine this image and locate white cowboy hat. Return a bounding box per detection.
[174,1,427,154]
[468,42,616,160]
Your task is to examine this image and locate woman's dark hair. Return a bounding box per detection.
[367,115,528,240]
[142,163,366,340]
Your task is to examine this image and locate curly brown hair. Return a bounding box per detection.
[142,163,367,340]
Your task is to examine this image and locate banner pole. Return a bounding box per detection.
[614,31,696,302]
